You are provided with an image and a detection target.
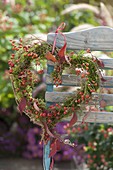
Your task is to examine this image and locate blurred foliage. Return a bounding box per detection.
[66,124,113,169]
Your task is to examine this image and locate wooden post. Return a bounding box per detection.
[43,141,51,170]
[43,64,54,170]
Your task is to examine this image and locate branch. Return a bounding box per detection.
[61,3,99,15]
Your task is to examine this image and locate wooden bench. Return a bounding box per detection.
[44,26,113,170]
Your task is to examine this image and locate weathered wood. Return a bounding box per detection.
[46,27,113,123]
[44,65,54,170]
[47,26,113,51]
[45,92,113,106]
[46,74,113,88]
[64,111,113,124]
[47,58,113,69]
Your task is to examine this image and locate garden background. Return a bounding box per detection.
[0,0,113,169]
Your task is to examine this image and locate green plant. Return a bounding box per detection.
[65,123,113,169]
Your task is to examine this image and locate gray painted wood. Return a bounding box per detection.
[47,26,113,51]
[47,58,113,69]
[45,92,113,106]
[64,111,113,124]
[46,74,113,88]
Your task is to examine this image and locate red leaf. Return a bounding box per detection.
[97,59,104,68]
[18,97,26,114]
[33,102,40,111]
[58,43,67,63]
[49,140,57,157]
[56,140,61,151]
[69,113,77,127]
[101,77,107,82]
[45,52,57,62]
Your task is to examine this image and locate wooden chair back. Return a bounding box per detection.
[46,26,113,123]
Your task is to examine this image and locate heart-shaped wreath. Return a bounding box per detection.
[9,23,105,160]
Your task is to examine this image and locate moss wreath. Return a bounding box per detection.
[8,37,103,151]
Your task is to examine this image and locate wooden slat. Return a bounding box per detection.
[45,92,113,106]
[47,58,113,69]
[64,111,113,124]
[46,74,113,88]
[47,26,113,51]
